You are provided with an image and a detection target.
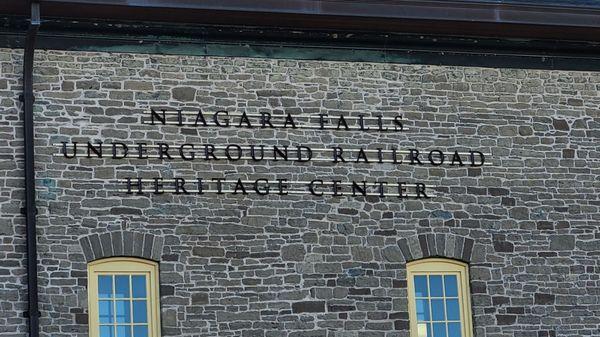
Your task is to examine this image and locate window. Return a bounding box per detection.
[407,258,473,337]
[88,258,161,337]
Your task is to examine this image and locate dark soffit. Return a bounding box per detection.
[4,0,600,41]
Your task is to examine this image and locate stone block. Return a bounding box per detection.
[172,87,196,101]
[281,244,306,261]
[549,235,575,251]
[292,301,325,313]
[534,293,555,305]
[192,246,225,257]
[191,292,209,305]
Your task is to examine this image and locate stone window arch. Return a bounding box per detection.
[397,233,476,263]
[79,231,163,262]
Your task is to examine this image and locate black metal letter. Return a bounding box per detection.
[174,178,188,194]
[179,144,195,161]
[176,109,183,126]
[225,144,242,161]
[254,179,270,195]
[296,146,312,162]
[137,143,148,159]
[375,181,388,197]
[277,178,289,195]
[238,112,252,128]
[397,182,407,198]
[356,148,369,163]
[318,114,328,129]
[212,178,225,194]
[416,183,429,199]
[249,145,264,161]
[428,150,444,166]
[204,144,218,160]
[125,177,143,195]
[470,151,485,167]
[409,149,423,165]
[196,178,205,194]
[332,147,346,163]
[194,109,208,126]
[336,115,349,130]
[351,181,367,196]
[112,142,128,159]
[377,148,384,163]
[260,112,273,128]
[233,178,248,195]
[308,180,323,196]
[358,114,369,131]
[377,115,388,131]
[158,143,173,160]
[332,180,343,196]
[86,142,103,158]
[214,110,230,127]
[273,146,289,161]
[149,108,165,125]
[450,150,464,166]
[153,177,164,194]
[61,141,77,158]
[393,115,404,131]
[283,113,297,129]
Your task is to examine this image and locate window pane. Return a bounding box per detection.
[132,276,147,298]
[448,322,462,337]
[416,299,430,321]
[431,299,445,321]
[133,326,148,337]
[446,299,460,321]
[429,275,444,297]
[115,300,131,323]
[98,276,113,298]
[444,275,458,297]
[99,325,114,337]
[99,300,114,323]
[433,323,447,337]
[132,300,148,323]
[417,323,430,337]
[116,325,132,337]
[115,276,130,298]
[414,275,428,297]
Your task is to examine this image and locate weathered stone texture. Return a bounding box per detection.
[0,49,28,336]
[0,48,599,337]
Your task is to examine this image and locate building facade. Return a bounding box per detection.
[1,1,600,337]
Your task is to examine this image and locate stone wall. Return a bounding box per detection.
[1,48,599,337]
[0,50,28,337]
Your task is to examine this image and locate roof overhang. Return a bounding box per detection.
[5,0,600,42]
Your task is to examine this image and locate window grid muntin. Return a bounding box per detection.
[97,272,150,337]
[413,272,463,337]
